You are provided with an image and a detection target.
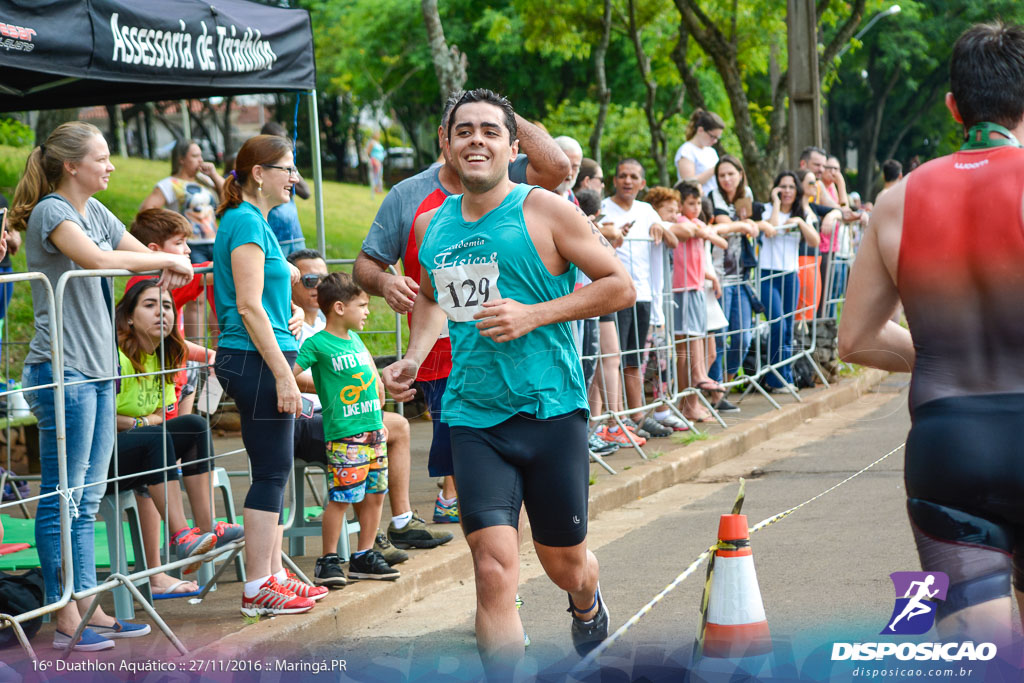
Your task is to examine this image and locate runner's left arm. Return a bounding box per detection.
[474,193,635,343]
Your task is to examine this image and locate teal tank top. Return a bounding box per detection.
[418,183,589,428]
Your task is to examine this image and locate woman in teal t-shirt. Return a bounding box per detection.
[212,135,327,616]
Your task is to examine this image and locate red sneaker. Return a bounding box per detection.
[282,570,329,601]
[240,577,314,617]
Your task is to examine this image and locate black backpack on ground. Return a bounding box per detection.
[0,568,45,646]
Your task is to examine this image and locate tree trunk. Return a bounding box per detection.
[421,0,467,103]
[589,0,613,166]
[221,96,234,159]
[34,109,78,146]
[857,67,900,198]
[143,103,157,159]
[628,0,685,186]
[676,0,774,197]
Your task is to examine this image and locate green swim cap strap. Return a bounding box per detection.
[961,122,1022,150]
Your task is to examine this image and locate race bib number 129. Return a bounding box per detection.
[432,262,502,323]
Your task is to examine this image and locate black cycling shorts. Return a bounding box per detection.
[905,393,1024,590]
[449,409,590,547]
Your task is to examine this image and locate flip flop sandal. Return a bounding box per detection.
[152,580,203,600]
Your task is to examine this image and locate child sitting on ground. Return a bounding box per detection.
[293,272,400,587]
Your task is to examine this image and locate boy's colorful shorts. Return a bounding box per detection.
[326,428,388,504]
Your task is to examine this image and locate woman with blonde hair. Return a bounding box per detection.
[12,121,193,651]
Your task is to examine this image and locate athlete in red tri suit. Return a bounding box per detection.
[840,21,1024,647]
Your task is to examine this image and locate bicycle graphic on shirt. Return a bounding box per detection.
[340,372,376,405]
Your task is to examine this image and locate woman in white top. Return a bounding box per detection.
[674,109,725,195]
[140,140,224,264]
[758,171,820,390]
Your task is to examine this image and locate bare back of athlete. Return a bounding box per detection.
[839,22,1024,649]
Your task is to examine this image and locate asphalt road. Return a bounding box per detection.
[310,375,1020,682]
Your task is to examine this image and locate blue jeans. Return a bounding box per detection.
[23,363,115,604]
[710,283,753,382]
[759,270,798,388]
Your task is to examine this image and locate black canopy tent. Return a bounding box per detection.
[0,0,326,252]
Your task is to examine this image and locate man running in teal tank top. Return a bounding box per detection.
[383,89,636,677]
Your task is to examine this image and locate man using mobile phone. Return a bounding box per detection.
[599,160,676,441]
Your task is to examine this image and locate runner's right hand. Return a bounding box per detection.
[383,273,420,313]
[382,359,419,402]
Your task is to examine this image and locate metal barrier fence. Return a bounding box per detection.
[581,217,856,470]
[0,259,404,662]
[0,220,853,659]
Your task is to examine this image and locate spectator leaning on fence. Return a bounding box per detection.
[794,169,840,323]
[674,109,725,195]
[126,209,217,416]
[649,184,727,423]
[759,171,820,390]
[707,154,760,408]
[211,134,329,617]
[600,159,677,440]
[11,121,194,651]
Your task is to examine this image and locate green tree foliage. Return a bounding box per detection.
[826,0,1024,198]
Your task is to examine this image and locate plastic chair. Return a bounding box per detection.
[98,491,152,620]
[284,458,359,561]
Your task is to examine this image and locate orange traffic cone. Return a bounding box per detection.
[703,513,772,658]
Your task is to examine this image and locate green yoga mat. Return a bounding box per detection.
[0,507,324,571]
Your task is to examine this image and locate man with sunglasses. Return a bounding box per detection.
[287,249,449,566]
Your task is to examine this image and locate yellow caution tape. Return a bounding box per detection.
[571,443,905,675]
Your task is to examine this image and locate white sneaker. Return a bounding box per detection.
[656,413,691,432]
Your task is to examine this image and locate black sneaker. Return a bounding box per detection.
[348,550,401,581]
[374,532,409,566]
[716,398,741,413]
[313,553,348,588]
[568,584,609,656]
[387,513,454,549]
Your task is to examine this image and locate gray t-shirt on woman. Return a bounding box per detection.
[24,194,126,378]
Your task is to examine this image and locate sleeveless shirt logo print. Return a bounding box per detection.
[431,238,503,323]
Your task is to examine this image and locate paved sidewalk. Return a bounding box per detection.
[2,369,887,670]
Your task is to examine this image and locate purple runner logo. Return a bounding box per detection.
[882,571,949,635]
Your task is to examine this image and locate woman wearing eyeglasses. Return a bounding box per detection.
[674,109,726,195]
[212,135,328,617]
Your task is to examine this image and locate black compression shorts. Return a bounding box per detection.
[449,409,590,547]
[905,393,1024,592]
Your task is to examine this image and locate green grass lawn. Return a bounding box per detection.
[0,145,405,377]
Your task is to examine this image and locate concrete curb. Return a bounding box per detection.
[182,369,888,661]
